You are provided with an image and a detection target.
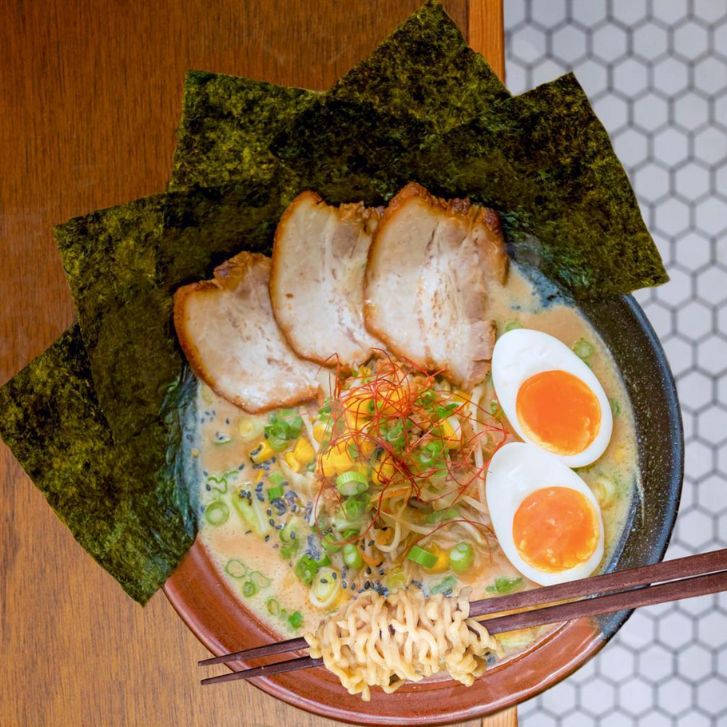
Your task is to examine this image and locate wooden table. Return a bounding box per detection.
[0,2,514,725]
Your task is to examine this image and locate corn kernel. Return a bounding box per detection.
[284,451,302,472]
[441,416,462,449]
[293,437,315,466]
[318,439,355,477]
[313,420,330,443]
[250,440,275,464]
[372,452,395,486]
[423,543,450,573]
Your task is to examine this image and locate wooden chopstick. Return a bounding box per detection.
[200,562,727,686]
[199,548,727,668]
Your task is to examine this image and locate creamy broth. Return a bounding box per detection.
[193,263,638,646]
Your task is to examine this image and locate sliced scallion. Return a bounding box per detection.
[342,543,363,570]
[407,545,438,568]
[224,559,247,579]
[336,470,368,496]
[449,542,474,573]
[204,500,229,526]
[573,338,594,360]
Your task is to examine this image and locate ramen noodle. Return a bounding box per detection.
[304,586,500,701]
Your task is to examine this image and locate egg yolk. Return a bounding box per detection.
[512,486,599,572]
[516,369,601,456]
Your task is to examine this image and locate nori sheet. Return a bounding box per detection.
[413,73,669,294]
[169,71,317,190]
[0,327,195,604]
[328,0,509,132]
[55,180,291,471]
[169,1,508,192]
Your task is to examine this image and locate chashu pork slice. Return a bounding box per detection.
[174,251,320,413]
[365,182,508,390]
[270,191,384,367]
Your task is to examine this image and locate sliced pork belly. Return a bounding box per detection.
[364,182,508,389]
[270,191,384,367]
[174,252,319,413]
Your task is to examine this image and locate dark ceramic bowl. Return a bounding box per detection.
[164,294,683,725]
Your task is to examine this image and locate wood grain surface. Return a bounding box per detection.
[0,1,507,725]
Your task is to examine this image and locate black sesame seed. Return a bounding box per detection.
[268,518,275,527]
[264,535,271,542]
[266,509,272,516]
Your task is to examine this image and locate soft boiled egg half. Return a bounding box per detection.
[486,442,605,585]
[492,328,613,467]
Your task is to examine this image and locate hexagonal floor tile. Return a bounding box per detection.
[677,371,713,413]
[618,676,655,717]
[656,676,693,715]
[656,609,695,650]
[676,642,714,682]
[676,300,712,341]
[695,676,727,716]
[675,506,715,550]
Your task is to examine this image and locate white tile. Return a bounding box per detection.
[550,25,587,64]
[676,506,715,548]
[618,676,655,716]
[676,642,713,682]
[656,677,692,715]
[696,267,727,305]
[580,679,616,716]
[633,22,669,62]
[592,24,628,63]
[613,57,649,98]
[696,336,727,376]
[673,91,710,132]
[653,57,690,96]
[530,0,567,30]
[693,56,727,96]
[633,92,669,132]
[676,300,712,341]
[674,162,711,202]
[683,439,715,479]
[696,407,727,447]
[695,676,727,716]
[673,20,710,61]
[674,232,712,272]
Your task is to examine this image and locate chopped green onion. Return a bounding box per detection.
[288,611,303,629]
[342,543,363,569]
[343,495,368,521]
[206,474,229,495]
[242,580,257,597]
[610,398,621,417]
[347,442,360,459]
[417,390,436,408]
[310,567,340,608]
[212,431,232,445]
[279,516,303,543]
[383,565,408,592]
[430,575,457,595]
[486,576,524,595]
[267,484,285,501]
[573,338,594,360]
[336,470,369,496]
[418,440,444,466]
[504,320,523,333]
[224,559,247,579]
[425,507,459,524]
[269,472,286,486]
[434,402,458,419]
[321,533,342,553]
[341,528,360,540]
[267,435,288,452]
[248,571,271,589]
[280,540,299,560]
[232,491,271,536]
[407,545,438,568]
[449,542,475,573]
[204,500,229,526]
[266,597,280,616]
[294,555,320,586]
[488,400,501,416]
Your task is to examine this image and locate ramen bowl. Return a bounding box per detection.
[164,293,683,725]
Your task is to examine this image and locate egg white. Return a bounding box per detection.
[485,442,605,586]
[491,328,613,467]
